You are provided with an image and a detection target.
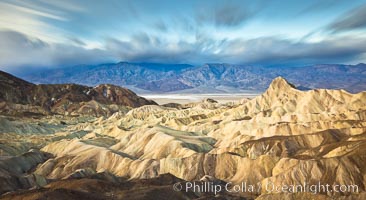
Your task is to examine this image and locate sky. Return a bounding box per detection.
[1,0,366,71]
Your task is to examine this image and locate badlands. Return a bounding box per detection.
[0,75,366,199]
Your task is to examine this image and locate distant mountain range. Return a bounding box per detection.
[17,62,366,93]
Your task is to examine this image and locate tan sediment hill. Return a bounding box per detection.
[1,76,366,199]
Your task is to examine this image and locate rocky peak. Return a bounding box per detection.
[267,76,296,92]
[0,70,34,103]
[0,70,33,87]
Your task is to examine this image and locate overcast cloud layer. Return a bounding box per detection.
[1,0,366,71]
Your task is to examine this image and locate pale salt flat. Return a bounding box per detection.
[140,93,261,104]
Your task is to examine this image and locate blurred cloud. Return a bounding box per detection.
[327,3,366,32]
[153,20,168,32]
[0,0,366,71]
[2,29,366,72]
[0,0,72,43]
[298,0,340,15]
[226,36,366,65]
[68,37,86,46]
[196,3,254,28]
[0,31,113,70]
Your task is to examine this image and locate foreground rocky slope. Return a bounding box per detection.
[0,70,156,116]
[0,77,365,199]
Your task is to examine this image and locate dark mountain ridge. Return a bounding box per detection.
[0,70,156,116]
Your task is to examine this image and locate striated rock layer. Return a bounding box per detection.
[1,77,366,199]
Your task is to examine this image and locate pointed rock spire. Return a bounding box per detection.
[268,76,296,92]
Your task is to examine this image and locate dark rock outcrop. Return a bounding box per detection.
[0,71,157,116]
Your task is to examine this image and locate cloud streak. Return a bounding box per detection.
[2,29,366,72]
[195,3,255,28]
[0,0,366,71]
[0,31,112,71]
[327,3,366,32]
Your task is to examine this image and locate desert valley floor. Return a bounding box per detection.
[140,93,260,104]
